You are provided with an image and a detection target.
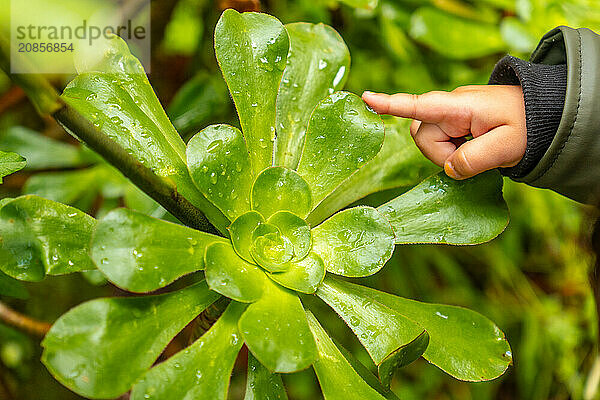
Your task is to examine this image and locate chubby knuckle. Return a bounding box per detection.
[408,94,419,118]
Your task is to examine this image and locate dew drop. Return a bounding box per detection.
[207,139,223,153]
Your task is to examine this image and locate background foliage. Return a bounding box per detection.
[0,0,598,399]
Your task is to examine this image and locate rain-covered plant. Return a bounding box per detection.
[0,10,513,399]
[0,149,25,185]
[0,125,170,218]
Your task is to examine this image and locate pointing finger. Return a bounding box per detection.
[362,91,460,123]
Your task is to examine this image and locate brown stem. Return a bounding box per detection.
[0,302,51,338]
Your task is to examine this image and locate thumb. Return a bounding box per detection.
[444,125,525,180]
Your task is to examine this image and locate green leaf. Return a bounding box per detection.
[331,337,400,400]
[24,165,125,207]
[0,270,28,299]
[0,150,26,184]
[130,302,246,400]
[42,281,220,399]
[409,8,505,59]
[63,35,229,231]
[334,279,512,381]
[297,92,384,210]
[0,126,94,169]
[317,277,428,383]
[123,184,169,219]
[306,311,391,400]
[187,124,253,221]
[0,195,96,281]
[338,0,379,10]
[268,211,312,261]
[91,208,226,293]
[377,171,509,245]
[268,252,325,294]
[251,167,312,219]
[215,9,289,174]
[205,242,266,302]
[274,22,350,169]
[167,72,230,137]
[229,211,266,263]
[308,117,439,225]
[311,206,394,277]
[239,279,318,373]
[245,352,288,400]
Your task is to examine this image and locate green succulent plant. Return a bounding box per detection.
[0,149,25,184]
[0,9,512,400]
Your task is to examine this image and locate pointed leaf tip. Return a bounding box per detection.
[378,170,508,245]
[297,91,384,211]
[215,10,289,174]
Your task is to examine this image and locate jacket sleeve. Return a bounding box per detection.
[514,26,600,204]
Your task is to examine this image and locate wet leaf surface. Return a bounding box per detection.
[91,208,226,292]
[0,150,26,184]
[130,302,246,400]
[309,117,438,225]
[306,311,392,400]
[215,9,289,174]
[317,276,428,377]
[239,279,317,373]
[205,241,266,302]
[268,211,312,261]
[311,206,394,277]
[297,91,384,209]
[187,124,253,221]
[63,35,229,230]
[268,252,325,294]
[378,171,508,245]
[334,279,512,381]
[0,196,96,281]
[251,167,312,219]
[229,211,266,263]
[274,22,350,169]
[42,281,220,399]
[244,352,288,400]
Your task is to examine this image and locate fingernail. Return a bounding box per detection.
[362,91,374,97]
[444,160,462,179]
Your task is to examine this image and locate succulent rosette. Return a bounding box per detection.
[0,10,511,400]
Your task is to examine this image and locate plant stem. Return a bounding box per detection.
[0,37,219,234]
[0,302,51,337]
[190,297,230,342]
[53,105,218,234]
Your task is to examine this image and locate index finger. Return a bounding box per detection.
[362,91,458,123]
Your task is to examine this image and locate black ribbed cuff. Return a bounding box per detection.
[489,55,567,179]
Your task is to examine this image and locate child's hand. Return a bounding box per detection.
[362,86,527,179]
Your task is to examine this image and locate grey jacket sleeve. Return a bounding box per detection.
[513,26,600,204]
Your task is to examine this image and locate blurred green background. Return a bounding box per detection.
[0,0,599,399]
